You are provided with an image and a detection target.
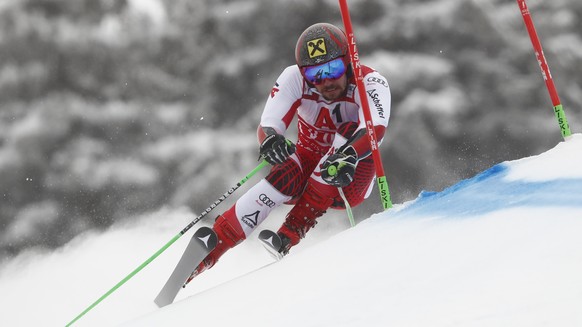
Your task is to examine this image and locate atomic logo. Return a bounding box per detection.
[197,234,212,249]
[242,210,260,228]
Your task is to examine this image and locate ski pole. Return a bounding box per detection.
[65,159,269,327]
[338,187,355,227]
[516,0,572,140]
[324,165,356,227]
[338,0,393,210]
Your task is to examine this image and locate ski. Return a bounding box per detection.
[154,227,217,308]
[258,229,285,261]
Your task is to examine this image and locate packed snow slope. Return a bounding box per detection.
[2,135,582,327]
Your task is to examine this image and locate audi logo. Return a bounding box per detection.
[258,194,276,208]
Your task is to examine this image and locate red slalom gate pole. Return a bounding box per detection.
[338,0,393,210]
[516,0,572,140]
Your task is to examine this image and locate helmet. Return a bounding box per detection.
[295,23,349,68]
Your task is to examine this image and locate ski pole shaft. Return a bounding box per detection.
[516,0,572,140]
[65,160,269,327]
[338,187,355,227]
[338,0,393,210]
[324,166,355,226]
[179,159,269,235]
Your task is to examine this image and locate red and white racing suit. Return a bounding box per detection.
[219,64,390,239]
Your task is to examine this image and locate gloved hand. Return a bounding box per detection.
[259,133,296,165]
[321,146,357,187]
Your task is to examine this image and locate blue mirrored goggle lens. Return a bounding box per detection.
[301,58,347,85]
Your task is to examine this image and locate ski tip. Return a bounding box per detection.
[154,227,217,309]
[154,295,172,308]
[258,229,282,250]
[193,226,218,250]
[258,230,284,261]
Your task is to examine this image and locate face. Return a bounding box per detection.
[314,74,348,101]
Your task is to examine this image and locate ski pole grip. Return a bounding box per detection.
[327,164,338,176]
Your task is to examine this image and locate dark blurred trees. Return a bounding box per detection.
[0,0,580,257]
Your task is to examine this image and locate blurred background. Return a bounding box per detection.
[0,0,580,259]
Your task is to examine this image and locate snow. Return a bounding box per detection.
[1,135,582,327]
[127,0,167,26]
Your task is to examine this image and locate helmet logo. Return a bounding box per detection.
[307,38,327,58]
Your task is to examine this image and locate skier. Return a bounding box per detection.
[190,22,391,279]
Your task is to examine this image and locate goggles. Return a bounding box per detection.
[300,57,347,85]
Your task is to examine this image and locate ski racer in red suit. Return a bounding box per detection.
[189,22,391,279]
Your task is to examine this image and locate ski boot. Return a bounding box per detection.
[183,211,245,286]
[260,184,332,259]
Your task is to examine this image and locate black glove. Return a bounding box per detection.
[321,146,357,187]
[259,133,296,165]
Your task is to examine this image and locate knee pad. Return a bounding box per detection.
[300,183,335,211]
